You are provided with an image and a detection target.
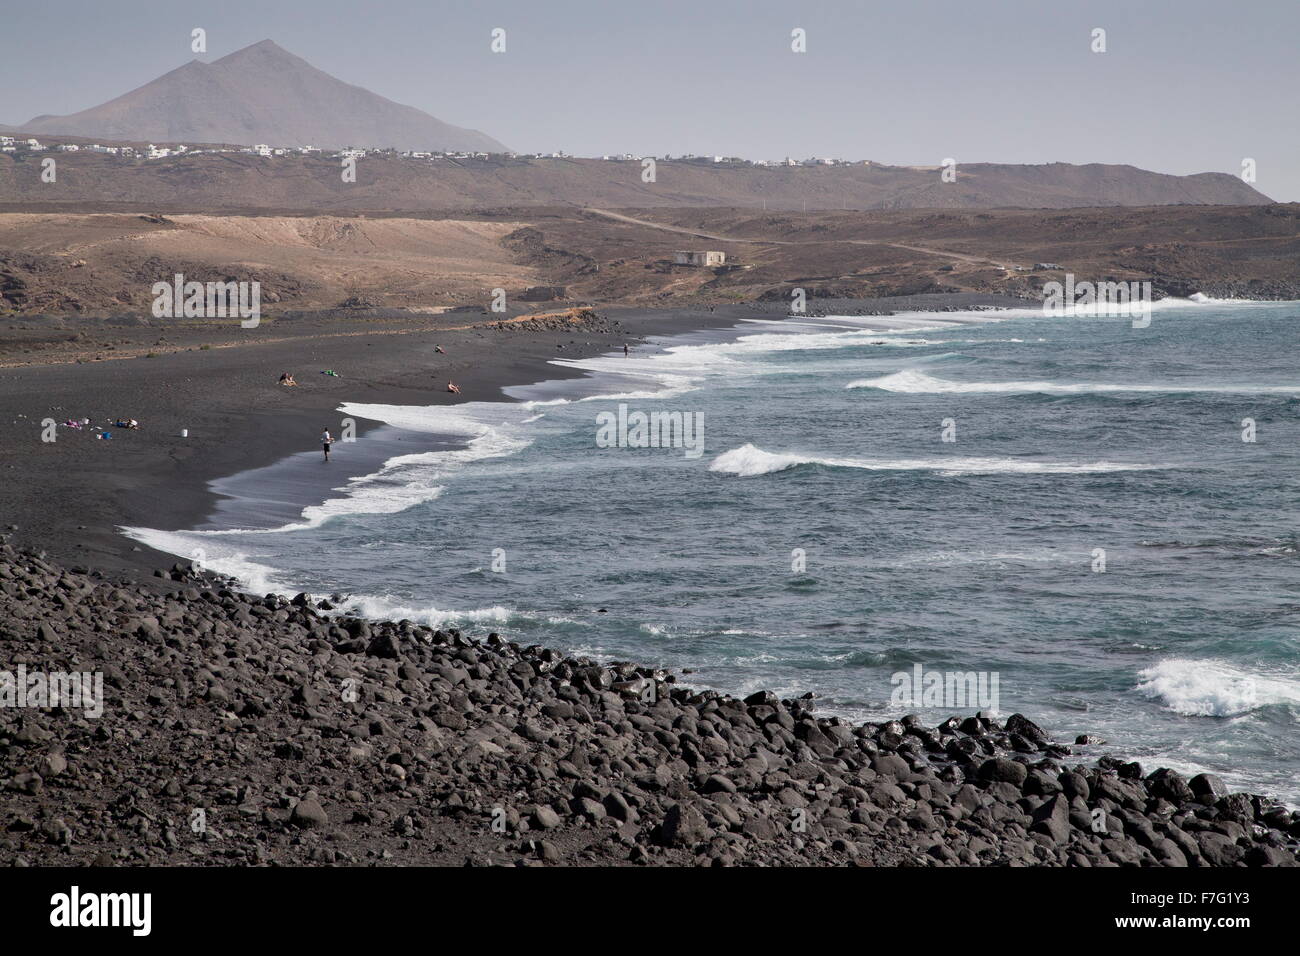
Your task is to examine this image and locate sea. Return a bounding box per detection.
[127,298,1300,804]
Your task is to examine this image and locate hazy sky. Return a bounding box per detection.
[3,0,1297,200]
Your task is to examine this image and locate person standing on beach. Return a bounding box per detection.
[321,428,334,461]
[623,344,629,357]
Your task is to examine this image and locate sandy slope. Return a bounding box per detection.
[0,213,539,312]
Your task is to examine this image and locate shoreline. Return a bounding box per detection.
[0,303,735,576]
[95,293,1300,805]
[1,539,1296,866]
[0,293,1023,577]
[3,292,1298,865]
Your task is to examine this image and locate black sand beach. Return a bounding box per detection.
[0,294,1021,575]
[6,292,1294,869]
[0,305,726,575]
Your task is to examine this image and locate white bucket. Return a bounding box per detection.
[180,428,189,438]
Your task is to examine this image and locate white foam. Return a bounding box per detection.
[709,443,1154,477]
[118,525,522,625]
[122,400,537,557]
[337,592,514,628]
[541,313,1006,402]
[1137,659,1300,717]
[116,527,292,594]
[847,369,1300,394]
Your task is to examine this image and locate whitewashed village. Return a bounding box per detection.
[1,133,864,168]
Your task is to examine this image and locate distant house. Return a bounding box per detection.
[1034,262,1063,270]
[252,144,272,157]
[26,139,44,150]
[674,251,726,267]
[0,136,13,146]
[57,143,80,152]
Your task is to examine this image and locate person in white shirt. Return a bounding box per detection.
[321,428,334,461]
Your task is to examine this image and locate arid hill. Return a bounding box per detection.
[0,152,1270,212]
[1,204,1297,320]
[6,40,505,153]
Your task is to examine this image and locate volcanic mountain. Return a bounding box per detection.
[9,39,507,152]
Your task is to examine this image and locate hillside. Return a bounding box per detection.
[8,40,505,153]
[0,151,1270,212]
[1,203,1296,320]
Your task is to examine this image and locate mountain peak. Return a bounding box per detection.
[17,40,507,152]
[214,39,293,63]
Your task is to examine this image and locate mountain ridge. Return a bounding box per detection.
[0,151,1271,210]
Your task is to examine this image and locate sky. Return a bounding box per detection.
[1,0,1297,200]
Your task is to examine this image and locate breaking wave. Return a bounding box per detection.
[1136,659,1300,717]
[709,443,1155,477]
[847,369,1300,394]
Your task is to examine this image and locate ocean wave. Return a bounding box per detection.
[709,443,1155,477]
[846,369,1300,394]
[114,528,291,594]
[335,592,514,628]
[122,400,537,558]
[544,322,989,401]
[1136,659,1300,717]
[337,400,541,436]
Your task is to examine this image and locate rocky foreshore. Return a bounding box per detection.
[2,541,1297,867]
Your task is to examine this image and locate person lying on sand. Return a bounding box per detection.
[113,419,140,430]
[320,369,340,377]
[447,381,461,394]
[435,345,446,354]
[278,372,297,386]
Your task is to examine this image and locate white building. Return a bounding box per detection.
[674,250,727,267]
[252,144,272,157]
